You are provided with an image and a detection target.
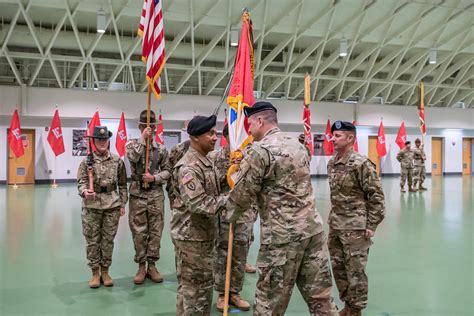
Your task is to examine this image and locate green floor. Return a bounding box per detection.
[0,176,472,316]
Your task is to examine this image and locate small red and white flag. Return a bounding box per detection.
[303,107,314,156]
[376,120,387,157]
[116,112,127,157]
[87,111,101,152]
[8,110,24,158]
[220,117,228,148]
[155,113,164,145]
[47,109,65,156]
[395,121,407,150]
[323,119,334,156]
[419,81,426,136]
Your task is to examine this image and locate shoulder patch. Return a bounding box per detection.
[182,173,193,185]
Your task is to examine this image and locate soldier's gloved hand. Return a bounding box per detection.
[230,150,243,165]
[365,229,375,238]
[83,189,96,200]
[142,172,155,183]
[119,207,125,217]
[141,127,153,140]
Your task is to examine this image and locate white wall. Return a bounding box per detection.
[0,86,473,181]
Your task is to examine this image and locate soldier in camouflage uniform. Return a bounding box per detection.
[413,138,427,191]
[171,115,226,315]
[397,140,416,192]
[226,102,335,315]
[208,125,254,312]
[166,139,191,206]
[77,126,128,288]
[126,110,171,284]
[327,121,385,316]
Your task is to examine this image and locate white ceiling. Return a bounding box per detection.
[0,0,472,107]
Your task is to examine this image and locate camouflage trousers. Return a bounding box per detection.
[214,221,252,294]
[400,167,413,187]
[81,207,120,269]
[328,229,372,310]
[413,165,426,186]
[175,240,214,316]
[128,194,165,264]
[254,232,334,315]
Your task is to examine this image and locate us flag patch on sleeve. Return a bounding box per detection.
[182,173,193,184]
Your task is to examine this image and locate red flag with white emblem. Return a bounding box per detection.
[8,110,24,158]
[323,119,334,156]
[87,111,101,152]
[376,120,387,157]
[220,117,228,148]
[395,121,407,149]
[155,114,164,145]
[47,109,65,156]
[116,112,127,157]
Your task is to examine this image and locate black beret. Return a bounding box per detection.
[87,126,112,139]
[331,121,356,133]
[243,101,277,117]
[404,140,411,145]
[187,115,217,136]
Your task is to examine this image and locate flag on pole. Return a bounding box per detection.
[220,116,228,148]
[139,0,165,99]
[8,109,24,158]
[419,81,426,136]
[116,112,127,157]
[155,113,164,145]
[47,109,65,156]
[303,74,314,156]
[395,121,407,149]
[87,111,101,152]
[352,121,359,152]
[226,11,255,152]
[376,120,387,157]
[323,119,334,156]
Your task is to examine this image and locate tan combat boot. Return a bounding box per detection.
[89,268,101,288]
[419,184,427,190]
[400,186,406,193]
[230,293,250,311]
[100,266,114,287]
[133,262,146,285]
[245,263,256,273]
[409,186,417,192]
[216,294,225,312]
[147,263,163,283]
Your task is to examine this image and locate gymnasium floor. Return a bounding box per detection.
[0,176,472,316]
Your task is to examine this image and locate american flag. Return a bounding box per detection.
[419,81,426,136]
[138,0,165,99]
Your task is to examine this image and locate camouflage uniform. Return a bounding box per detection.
[171,146,226,315]
[208,146,257,295]
[413,146,426,188]
[397,147,415,188]
[166,139,191,207]
[327,148,385,311]
[126,138,171,265]
[77,151,128,269]
[227,128,334,315]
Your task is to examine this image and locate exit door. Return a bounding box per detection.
[431,137,443,176]
[462,138,472,175]
[7,129,35,185]
[368,136,381,175]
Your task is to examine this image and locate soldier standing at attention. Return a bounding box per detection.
[77,126,128,288]
[327,121,385,316]
[413,138,427,191]
[126,110,171,284]
[209,125,253,312]
[226,101,335,315]
[171,115,226,315]
[397,140,416,192]
[166,139,191,207]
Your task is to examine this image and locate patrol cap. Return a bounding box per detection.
[137,109,158,125]
[415,138,421,143]
[243,101,277,117]
[331,121,356,133]
[405,140,411,145]
[187,115,217,136]
[87,126,113,139]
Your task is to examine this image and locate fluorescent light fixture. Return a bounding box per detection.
[429,49,437,64]
[97,8,106,33]
[230,27,239,47]
[339,38,348,57]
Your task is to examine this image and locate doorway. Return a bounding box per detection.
[431,137,443,176]
[7,129,35,185]
[368,136,381,175]
[462,138,472,175]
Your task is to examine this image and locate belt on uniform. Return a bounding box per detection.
[131,176,157,191]
[93,184,117,193]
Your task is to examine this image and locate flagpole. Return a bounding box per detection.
[52,155,58,188]
[144,82,152,189]
[13,157,18,190]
